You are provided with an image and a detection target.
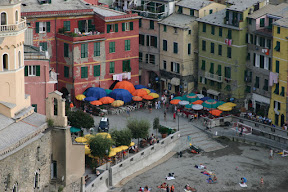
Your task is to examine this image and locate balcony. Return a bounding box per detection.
[56,31,105,42]
[0,19,26,33]
[205,72,223,82]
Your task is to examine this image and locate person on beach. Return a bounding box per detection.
[138,187,143,191]
[260,177,264,185]
[166,184,169,192]
[269,149,273,159]
[170,184,175,192]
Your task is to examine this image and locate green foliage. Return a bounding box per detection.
[111,129,132,147]
[58,186,64,192]
[68,110,94,128]
[127,119,150,140]
[158,125,169,134]
[153,117,160,130]
[47,118,54,128]
[88,135,114,159]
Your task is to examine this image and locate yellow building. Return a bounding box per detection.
[268,18,288,126]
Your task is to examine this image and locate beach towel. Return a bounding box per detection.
[166,176,175,180]
[239,183,247,187]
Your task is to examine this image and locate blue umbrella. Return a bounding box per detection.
[200,96,211,101]
[149,89,157,93]
[84,87,106,99]
[134,85,147,89]
[84,97,98,102]
[109,89,132,103]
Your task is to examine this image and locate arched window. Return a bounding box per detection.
[54,98,58,116]
[15,10,18,24]
[18,51,21,68]
[3,54,8,70]
[34,171,40,188]
[1,12,7,25]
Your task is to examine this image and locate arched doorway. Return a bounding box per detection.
[202,87,207,96]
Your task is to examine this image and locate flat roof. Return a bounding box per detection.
[176,0,213,10]
[93,6,126,17]
[158,13,195,28]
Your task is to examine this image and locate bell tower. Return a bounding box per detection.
[0,0,31,118]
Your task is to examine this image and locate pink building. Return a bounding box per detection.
[24,45,57,114]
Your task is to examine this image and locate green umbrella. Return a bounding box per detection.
[216,101,226,107]
[105,89,112,95]
[173,96,183,100]
[202,102,217,109]
[70,127,81,133]
[185,104,193,109]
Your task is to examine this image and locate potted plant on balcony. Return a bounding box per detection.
[159,125,169,138]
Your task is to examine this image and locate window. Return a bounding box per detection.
[276,60,279,73]
[202,40,206,51]
[246,86,251,93]
[246,33,249,43]
[274,100,281,111]
[260,18,265,27]
[225,85,231,91]
[171,62,180,73]
[210,42,214,53]
[188,30,191,35]
[64,66,69,78]
[274,83,279,94]
[280,86,285,96]
[63,21,70,31]
[267,39,271,49]
[209,9,213,14]
[224,67,231,78]
[248,18,252,25]
[188,43,191,55]
[277,27,280,34]
[209,63,214,74]
[150,36,157,48]
[209,80,215,86]
[139,34,144,45]
[274,41,280,52]
[246,53,250,61]
[263,79,268,91]
[250,34,253,44]
[190,9,194,16]
[255,76,259,88]
[260,55,264,68]
[174,27,177,33]
[173,42,178,54]
[203,23,206,32]
[81,66,88,78]
[109,42,115,53]
[139,52,143,62]
[201,60,205,70]
[122,22,133,31]
[18,51,21,67]
[139,19,142,27]
[259,37,265,47]
[178,6,183,13]
[51,161,57,179]
[34,172,40,188]
[125,40,130,51]
[227,47,232,58]
[94,65,100,77]
[163,25,167,32]
[228,29,232,39]
[94,42,100,56]
[2,53,8,70]
[150,20,154,29]
[218,44,222,55]
[36,22,50,33]
[122,60,131,72]
[163,60,166,70]
[107,23,118,33]
[32,104,37,113]
[81,44,88,58]
[64,43,69,57]
[15,10,18,24]
[25,65,40,76]
[211,26,215,35]
[149,54,155,64]
[219,27,222,37]
[145,54,148,63]
[146,35,150,46]
[39,42,47,51]
[163,40,167,51]
[217,65,221,76]
[1,12,7,25]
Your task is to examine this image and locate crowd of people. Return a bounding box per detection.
[245,112,272,125]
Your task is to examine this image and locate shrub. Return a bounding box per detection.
[68,110,94,128]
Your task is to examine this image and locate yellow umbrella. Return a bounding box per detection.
[112,147,123,153]
[223,102,237,107]
[217,105,233,111]
[129,142,135,147]
[85,145,91,155]
[84,134,94,140]
[148,93,159,98]
[75,137,87,143]
[96,132,112,139]
[120,145,129,150]
[142,88,151,94]
[75,94,86,101]
[111,100,124,107]
[108,150,117,157]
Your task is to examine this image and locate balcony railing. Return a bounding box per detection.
[205,72,223,82]
[0,19,26,33]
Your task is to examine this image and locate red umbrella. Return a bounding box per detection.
[192,100,203,105]
[132,96,143,101]
[142,95,154,100]
[90,100,102,106]
[114,80,136,93]
[170,99,181,105]
[99,96,115,104]
[209,109,223,116]
[132,89,148,97]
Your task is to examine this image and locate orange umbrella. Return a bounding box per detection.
[99,96,115,104]
[142,95,154,100]
[192,100,203,105]
[90,100,102,106]
[132,96,143,101]
[170,99,181,105]
[209,109,222,116]
[114,80,136,93]
[132,89,148,97]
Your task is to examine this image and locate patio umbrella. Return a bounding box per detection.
[75,94,86,101]
[149,89,157,93]
[217,105,233,111]
[111,100,124,107]
[70,127,81,133]
[129,141,135,146]
[192,104,203,110]
[173,96,183,100]
[75,137,87,143]
[84,87,106,99]
[142,95,154,100]
[112,147,123,153]
[120,145,129,150]
[85,145,91,155]
[197,94,204,99]
[84,134,94,140]
[202,102,218,109]
[134,84,147,89]
[132,96,143,101]
[132,89,148,97]
[96,132,112,139]
[209,109,223,116]
[90,100,102,106]
[105,89,112,95]
[108,150,117,157]
[109,89,133,103]
[99,96,115,104]
[216,101,226,107]
[200,96,211,101]
[179,100,189,105]
[84,96,98,102]
[223,102,237,107]
[148,93,159,98]
[192,100,203,105]
[114,80,136,93]
[185,93,198,99]
[170,99,181,105]
[185,104,193,109]
[141,88,151,94]
[205,99,217,104]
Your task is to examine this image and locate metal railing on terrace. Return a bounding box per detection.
[205,71,223,82]
[0,19,26,33]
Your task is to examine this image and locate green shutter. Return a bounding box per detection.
[130,22,133,30]
[277,27,280,34]
[209,63,214,74]
[35,22,39,33]
[228,29,232,39]
[211,26,215,35]
[94,42,100,56]
[177,63,180,73]
[81,67,88,78]
[150,20,154,29]
[188,43,191,55]
[127,60,131,72]
[46,22,50,32]
[122,23,125,31]
[24,66,28,76]
[36,65,40,76]
[276,60,279,73]
[201,60,205,70]
[64,66,69,78]
[122,60,126,72]
[260,18,265,27]
[164,25,166,32]
[114,24,118,32]
[110,62,115,73]
[218,45,222,55]
[190,9,194,16]
[217,65,221,76]
[203,23,206,32]
[219,27,222,37]
[107,24,111,33]
[94,65,100,76]
[85,44,88,57]
[139,19,142,27]
[64,43,69,57]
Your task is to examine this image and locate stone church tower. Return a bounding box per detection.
[0,0,31,118]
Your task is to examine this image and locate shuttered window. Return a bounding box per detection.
[122,60,131,72]
[109,42,115,53]
[81,67,88,78]
[64,66,69,78]
[81,44,88,58]
[125,40,130,51]
[94,65,100,77]
[64,43,69,57]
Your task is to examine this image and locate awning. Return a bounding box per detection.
[171,77,180,86]
[207,89,220,95]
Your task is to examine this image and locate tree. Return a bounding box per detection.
[67,110,94,128]
[127,119,150,145]
[88,135,114,159]
[111,129,132,147]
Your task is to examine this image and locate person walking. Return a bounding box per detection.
[164,109,167,121]
[170,184,175,192]
[260,177,264,185]
[155,101,158,109]
[158,100,161,109]
[269,149,273,159]
[173,112,176,122]
[148,102,152,113]
[166,184,170,192]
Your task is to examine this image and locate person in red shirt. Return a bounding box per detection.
[173,112,176,122]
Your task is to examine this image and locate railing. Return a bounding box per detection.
[205,71,223,82]
[0,19,26,32]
